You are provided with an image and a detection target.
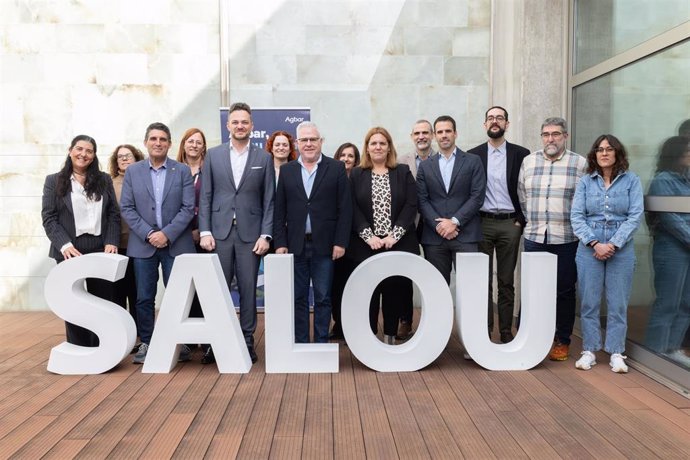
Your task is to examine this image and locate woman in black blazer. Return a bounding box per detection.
[349,127,419,344]
[42,135,120,347]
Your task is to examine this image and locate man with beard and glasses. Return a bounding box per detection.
[518,117,586,362]
[468,106,530,344]
[396,119,437,340]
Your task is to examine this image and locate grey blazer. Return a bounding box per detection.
[398,150,436,180]
[41,172,120,261]
[416,147,486,244]
[120,158,196,258]
[198,143,275,242]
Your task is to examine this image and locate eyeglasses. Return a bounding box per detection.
[596,147,615,154]
[486,115,506,123]
[117,153,134,160]
[297,137,321,144]
[541,131,564,139]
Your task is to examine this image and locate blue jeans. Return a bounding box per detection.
[576,241,635,354]
[133,248,175,344]
[524,238,578,345]
[294,239,334,343]
[645,233,690,353]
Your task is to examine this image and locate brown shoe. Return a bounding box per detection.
[549,342,569,361]
[396,320,413,341]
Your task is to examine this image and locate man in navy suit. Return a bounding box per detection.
[273,121,353,343]
[120,122,196,364]
[468,106,530,344]
[417,115,486,285]
[199,102,275,364]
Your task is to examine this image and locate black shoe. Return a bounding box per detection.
[201,346,215,364]
[500,332,514,343]
[130,343,140,354]
[248,347,258,364]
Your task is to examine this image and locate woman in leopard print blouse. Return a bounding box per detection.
[349,127,420,344]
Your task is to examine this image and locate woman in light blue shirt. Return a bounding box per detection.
[571,134,643,373]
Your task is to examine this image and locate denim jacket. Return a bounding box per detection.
[571,170,643,248]
[647,170,690,247]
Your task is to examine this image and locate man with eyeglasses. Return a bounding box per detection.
[274,121,352,344]
[396,119,437,340]
[518,117,587,361]
[468,106,530,344]
[199,102,275,364]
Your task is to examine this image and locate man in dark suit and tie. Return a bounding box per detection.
[120,122,196,364]
[468,106,530,344]
[417,115,486,285]
[273,121,352,343]
[198,102,275,364]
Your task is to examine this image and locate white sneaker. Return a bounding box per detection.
[610,353,628,373]
[663,350,690,368]
[575,351,596,370]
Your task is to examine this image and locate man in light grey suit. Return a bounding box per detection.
[121,122,196,364]
[417,115,486,285]
[199,102,275,364]
[396,119,436,340]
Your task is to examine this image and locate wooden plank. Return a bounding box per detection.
[541,362,669,458]
[625,370,690,409]
[419,364,496,459]
[490,372,594,460]
[236,373,286,459]
[42,439,89,460]
[172,374,241,459]
[8,370,134,459]
[623,387,690,433]
[272,374,308,441]
[332,348,366,460]
[74,372,175,458]
[440,349,529,459]
[204,367,265,458]
[108,364,203,458]
[302,374,334,459]
[352,359,398,458]
[394,371,458,458]
[630,409,690,453]
[0,415,56,459]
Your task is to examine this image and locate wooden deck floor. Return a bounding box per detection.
[0,311,688,459]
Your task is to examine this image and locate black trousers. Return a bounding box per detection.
[61,234,115,347]
[113,248,137,325]
[369,276,414,337]
[330,257,356,335]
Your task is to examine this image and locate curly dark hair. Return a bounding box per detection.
[56,135,108,200]
[585,134,629,179]
[656,136,690,173]
[108,144,144,178]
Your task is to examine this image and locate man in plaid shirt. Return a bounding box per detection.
[518,117,587,361]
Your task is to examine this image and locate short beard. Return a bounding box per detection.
[544,145,560,157]
[487,127,505,139]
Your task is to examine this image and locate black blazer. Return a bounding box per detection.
[42,172,120,261]
[273,155,352,257]
[348,164,420,263]
[467,141,530,226]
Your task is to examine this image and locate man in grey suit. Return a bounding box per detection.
[396,119,436,340]
[120,122,196,364]
[417,115,486,285]
[199,102,275,364]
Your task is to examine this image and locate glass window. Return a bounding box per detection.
[574,0,690,73]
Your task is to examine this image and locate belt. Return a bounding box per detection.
[304,233,313,241]
[480,211,517,220]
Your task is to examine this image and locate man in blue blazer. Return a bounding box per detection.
[468,106,530,344]
[417,115,486,285]
[199,102,275,364]
[274,121,353,343]
[121,122,196,364]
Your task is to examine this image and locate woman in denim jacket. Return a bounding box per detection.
[571,134,643,373]
[645,136,690,367]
